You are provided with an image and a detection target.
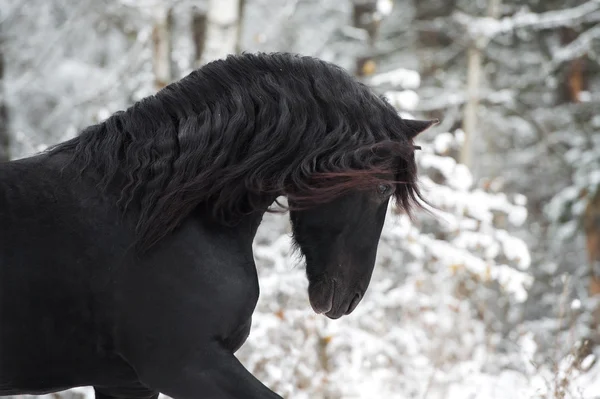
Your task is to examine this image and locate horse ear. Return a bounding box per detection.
[403,119,439,139]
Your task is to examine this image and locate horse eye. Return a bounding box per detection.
[377,183,392,196]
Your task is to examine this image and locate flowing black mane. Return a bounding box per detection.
[49,52,423,252]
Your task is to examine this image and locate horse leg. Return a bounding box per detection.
[93,385,159,399]
[129,342,283,399]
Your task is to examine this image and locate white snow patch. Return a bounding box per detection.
[384,90,419,111]
[370,68,421,89]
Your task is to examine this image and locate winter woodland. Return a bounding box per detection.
[1,0,600,398]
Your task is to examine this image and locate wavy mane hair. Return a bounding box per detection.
[49,52,426,252]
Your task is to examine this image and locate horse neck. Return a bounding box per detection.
[195,196,276,242]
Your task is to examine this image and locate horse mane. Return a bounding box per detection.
[49,52,424,252]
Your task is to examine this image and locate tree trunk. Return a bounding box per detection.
[459,0,501,169]
[0,36,9,162]
[200,0,243,65]
[460,45,481,169]
[352,0,385,77]
[585,191,600,336]
[560,27,587,103]
[152,6,173,91]
[235,0,246,54]
[191,7,208,69]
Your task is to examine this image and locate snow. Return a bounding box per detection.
[383,89,419,111]
[376,0,393,17]
[339,26,369,41]
[497,230,531,269]
[579,91,592,102]
[581,354,595,370]
[456,1,600,39]
[546,129,600,237]
[450,164,473,191]
[433,132,454,154]
[369,68,421,90]
[508,205,528,227]
[513,193,527,207]
[207,0,240,25]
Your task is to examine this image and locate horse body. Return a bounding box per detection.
[0,53,435,398]
[1,153,134,393]
[0,154,266,398]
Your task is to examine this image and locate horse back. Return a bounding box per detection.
[0,154,135,393]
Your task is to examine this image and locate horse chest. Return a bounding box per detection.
[117,233,260,354]
[222,317,253,353]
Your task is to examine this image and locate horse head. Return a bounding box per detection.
[288,119,436,319]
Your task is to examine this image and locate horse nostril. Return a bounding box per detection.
[346,293,362,315]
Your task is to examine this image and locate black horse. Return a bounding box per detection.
[0,53,435,399]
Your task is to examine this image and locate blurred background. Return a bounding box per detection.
[1,0,599,398]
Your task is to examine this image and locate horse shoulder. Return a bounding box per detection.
[114,216,260,355]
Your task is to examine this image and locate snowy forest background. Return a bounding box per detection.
[1,0,600,398]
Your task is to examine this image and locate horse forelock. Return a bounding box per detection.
[49,52,422,252]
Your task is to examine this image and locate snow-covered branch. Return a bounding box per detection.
[455,0,600,40]
[416,88,514,112]
[554,25,600,64]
